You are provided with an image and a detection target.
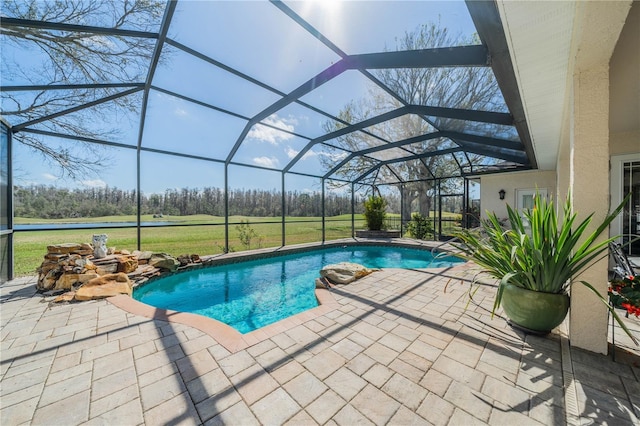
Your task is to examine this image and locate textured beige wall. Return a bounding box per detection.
[569,64,611,354]
[609,1,639,136]
[544,0,635,354]
[562,0,633,355]
[609,2,639,157]
[479,171,556,219]
[610,131,640,156]
[486,1,634,354]
[556,116,571,205]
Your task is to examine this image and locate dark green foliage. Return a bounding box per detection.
[13,185,372,219]
[364,196,387,231]
[405,213,433,240]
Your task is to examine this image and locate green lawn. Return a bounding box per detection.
[13,212,462,277]
[13,215,367,276]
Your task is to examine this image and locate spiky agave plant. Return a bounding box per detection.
[453,192,637,343]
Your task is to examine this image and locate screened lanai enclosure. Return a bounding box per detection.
[0,0,536,280]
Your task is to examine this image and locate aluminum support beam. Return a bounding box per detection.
[0,17,159,38]
[344,45,489,69]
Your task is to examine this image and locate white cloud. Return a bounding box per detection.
[42,173,58,181]
[302,150,318,160]
[248,114,297,145]
[174,107,188,117]
[285,147,299,159]
[81,179,108,188]
[286,147,348,163]
[286,146,319,160]
[253,156,279,168]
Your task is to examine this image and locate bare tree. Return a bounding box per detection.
[322,23,502,221]
[1,0,164,179]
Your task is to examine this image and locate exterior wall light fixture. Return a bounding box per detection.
[499,189,506,200]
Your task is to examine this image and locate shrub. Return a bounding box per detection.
[363,196,387,231]
[405,212,433,240]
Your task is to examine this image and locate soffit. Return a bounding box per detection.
[496,1,576,171]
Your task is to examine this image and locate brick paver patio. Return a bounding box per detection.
[2,261,639,425]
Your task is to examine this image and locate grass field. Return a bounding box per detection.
[12,212,461,277]
[13,215,367,277]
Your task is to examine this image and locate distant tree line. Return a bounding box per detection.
[12,185,403,219]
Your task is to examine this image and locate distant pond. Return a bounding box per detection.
[15,221,175,230]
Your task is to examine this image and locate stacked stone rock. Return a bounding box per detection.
[36,243,190,303]
[38,243,101,292]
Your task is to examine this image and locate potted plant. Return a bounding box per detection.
[363,195,387,231]
[453,192,637,342]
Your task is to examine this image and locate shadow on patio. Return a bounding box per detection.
[1,265,639,425]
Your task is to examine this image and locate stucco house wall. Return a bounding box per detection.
[609,0,639,158]
[553,1,636,353]
[479,170,556,219]
[610,132,640,157]
[487,0,637,353]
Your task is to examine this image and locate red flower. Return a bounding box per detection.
[609,275,640,315]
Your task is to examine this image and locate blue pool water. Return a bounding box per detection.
[133,245,463,334]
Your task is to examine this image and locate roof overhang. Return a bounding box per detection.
[493,0,633,171]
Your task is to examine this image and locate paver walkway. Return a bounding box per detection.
[2,263,639,425]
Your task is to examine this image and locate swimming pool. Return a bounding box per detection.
[133,245,463,334]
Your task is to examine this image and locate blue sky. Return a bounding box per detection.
[8,0,478,195]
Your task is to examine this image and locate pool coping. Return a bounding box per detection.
[109,238,463,352]
[109,287,340,353]
[177,237,460,269]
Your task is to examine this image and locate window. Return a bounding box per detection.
[611,154,640,257]
[515,188,548,234]
[516,188,548,211]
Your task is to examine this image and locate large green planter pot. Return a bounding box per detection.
[501,283,570,333]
